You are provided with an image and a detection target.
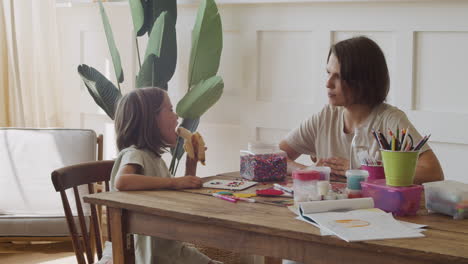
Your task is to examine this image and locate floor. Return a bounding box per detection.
[0,241,76,264]
[0,240,263,264]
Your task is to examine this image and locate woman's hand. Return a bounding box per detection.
[172,175,203,189]
[316,157,349,181]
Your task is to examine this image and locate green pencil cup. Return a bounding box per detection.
[381,150,419,187]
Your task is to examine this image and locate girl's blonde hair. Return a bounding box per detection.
[114,87,169,156]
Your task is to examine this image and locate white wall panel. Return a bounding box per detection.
[219,31,242,97]
[430,142,468,183]
[414,31,468,113]
[257,31,317,103]
[256,127,289,144]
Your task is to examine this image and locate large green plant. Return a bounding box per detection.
[78,0,223,174]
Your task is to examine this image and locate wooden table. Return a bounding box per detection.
[84,172,468,264]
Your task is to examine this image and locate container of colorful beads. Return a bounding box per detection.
[240,142,287,182]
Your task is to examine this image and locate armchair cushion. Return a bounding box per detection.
[0,128,97,236]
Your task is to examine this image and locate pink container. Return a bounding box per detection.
[361,179,423,216]
[360,164,385,181]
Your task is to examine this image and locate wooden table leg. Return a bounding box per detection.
[109,207,134,264]
[265,256,282,264]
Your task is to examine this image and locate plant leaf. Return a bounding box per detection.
[188,0,222,88]
[143,0,177,36]
[98,0,124,84]
[144,11,176,60]
[176,76,224,119]
[136,12,176,89]
[136,54,168,90]
[169,118,200,173]
[78,64,122,120]
[128,0,145,36]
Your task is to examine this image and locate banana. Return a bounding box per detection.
[177,127,195,159]
[176,127,206,165]
[192,132,206,165]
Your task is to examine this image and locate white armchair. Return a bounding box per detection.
[0,128,102,240]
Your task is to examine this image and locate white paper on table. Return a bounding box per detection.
[290,199,427,240]
[296,213,427,237]
[304,210,425,242]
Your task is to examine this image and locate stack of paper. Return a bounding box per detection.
[292,198,426,242]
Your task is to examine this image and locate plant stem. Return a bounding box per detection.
[175,158,181,175]
[169,154,177,175]
[136,37,142,69]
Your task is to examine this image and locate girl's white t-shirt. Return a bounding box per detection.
[110,146,211,264]
[285,103,430,166]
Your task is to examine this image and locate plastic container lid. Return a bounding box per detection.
[423,180,468,202]
[345,169,369,178]
[303,166,331,181]
[346,170,369,190]
[245,141,285,155]
[361,179,423,191]
[292,170,321,181]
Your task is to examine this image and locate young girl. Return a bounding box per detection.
[110,87,221,264]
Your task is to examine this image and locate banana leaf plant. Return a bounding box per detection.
[77,0,223,175]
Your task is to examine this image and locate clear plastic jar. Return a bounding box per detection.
[240,142,287,182]
[293,170,323,203]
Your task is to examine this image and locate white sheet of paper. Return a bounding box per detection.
[296,212,426,237]
[293,200,426,241]
[303,210,425,242]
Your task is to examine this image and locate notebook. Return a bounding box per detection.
[293,198,426,242]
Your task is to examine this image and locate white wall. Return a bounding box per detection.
[57,0,468,182]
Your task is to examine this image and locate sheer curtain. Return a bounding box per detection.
[0,0,63,127]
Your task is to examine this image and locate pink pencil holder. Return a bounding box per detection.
[360,164,385,181]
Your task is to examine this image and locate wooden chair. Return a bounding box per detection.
[51,160,114,264]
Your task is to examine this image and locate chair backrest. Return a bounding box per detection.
[0,128,102,218]
[51,160,114,264]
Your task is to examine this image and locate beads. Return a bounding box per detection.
[240,153,287,182]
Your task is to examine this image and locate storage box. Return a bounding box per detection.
[293,170,326,203]
[361,179,423,216]
[423,180,468,220]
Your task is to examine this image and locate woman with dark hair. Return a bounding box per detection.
[279,36,443,184]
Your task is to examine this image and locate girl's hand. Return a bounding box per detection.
[173,175,203,189]
[316,157,349,179]
[185,147,208,176]
[185,156,198,176]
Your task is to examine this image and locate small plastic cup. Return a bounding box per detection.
[381,150,419,187]
[345,170,369,190]
[360,164,385,181]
